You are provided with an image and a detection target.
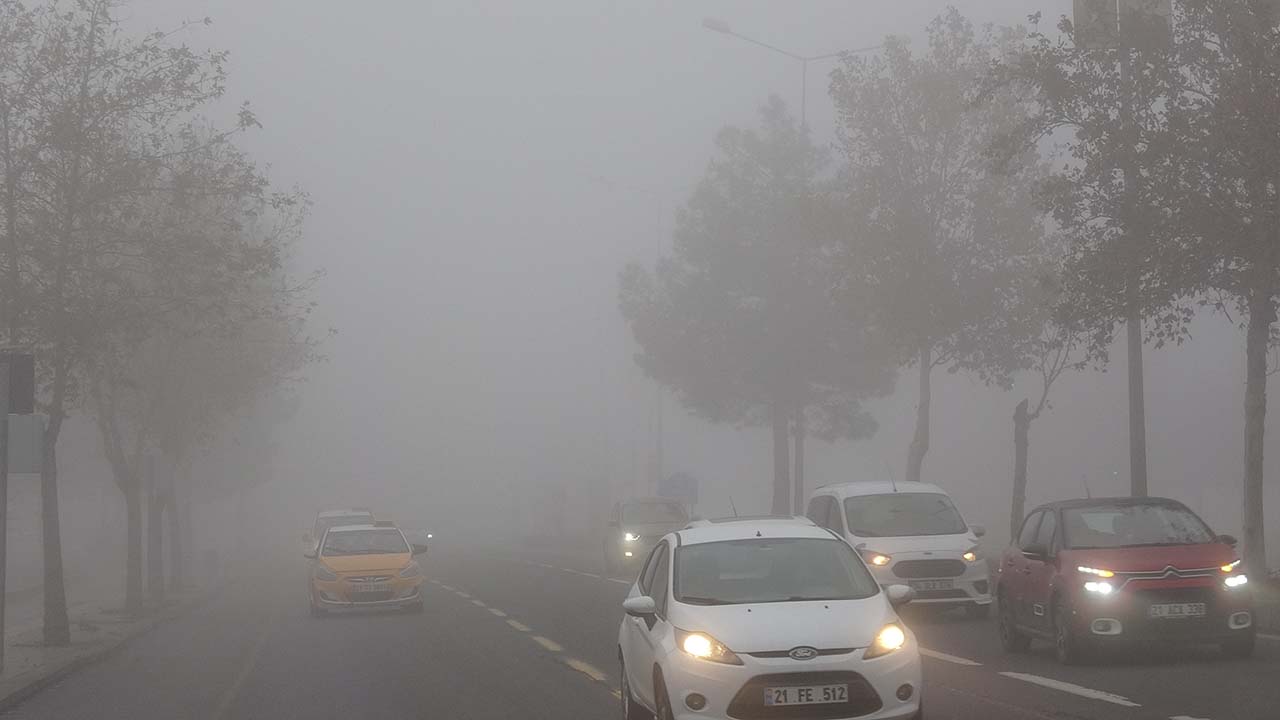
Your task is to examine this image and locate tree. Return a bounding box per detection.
[830,11,1045,484]
[620,97,894,513]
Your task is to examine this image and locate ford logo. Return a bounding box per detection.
[788,646,818,661]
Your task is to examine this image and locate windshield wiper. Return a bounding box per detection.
[679,596,731,606]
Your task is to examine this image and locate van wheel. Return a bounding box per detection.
[998,594,1030,652]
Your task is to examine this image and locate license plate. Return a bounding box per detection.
[1148,602,1206,619]
[909,579,954,592]
[763,684,848,706]
[351,583,388,593]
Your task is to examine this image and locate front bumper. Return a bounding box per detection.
[662,637,922,720]
[311,576,425,607]
[872,555,991,607]
[1069,580,1254,645]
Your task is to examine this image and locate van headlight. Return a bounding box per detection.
[863,623,907,659]
[675,629,743,665]
[313,565,338,581]
[962,547,980,562]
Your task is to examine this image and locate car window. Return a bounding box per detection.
[823,498,845,533]
[650,545,670,616]
[805,497,825,525]
[673,538,879,606]
[1017,512,1042,548]
[843,492,968,537]
[639,542,664,593]
[1061,502,1215,549]
[1035,511,1057,553]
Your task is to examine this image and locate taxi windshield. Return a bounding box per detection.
[321,529,409,556]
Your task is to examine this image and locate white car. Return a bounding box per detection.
[807,482,991,618]
[617,516,922,720]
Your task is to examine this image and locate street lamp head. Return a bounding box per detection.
[702,17,731,34]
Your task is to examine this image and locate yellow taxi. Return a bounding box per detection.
[306,521,427,616]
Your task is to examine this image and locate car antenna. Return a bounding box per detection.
[1082,474,1092,499]
[883,459,899,493]
[729,496,739,518]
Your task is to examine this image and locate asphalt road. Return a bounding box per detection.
[2,540,1278,720]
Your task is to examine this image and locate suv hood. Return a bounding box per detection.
[671,596,896,654]
[852,533,975,555]
[1064,543,1235,574]
[320,553,412,574]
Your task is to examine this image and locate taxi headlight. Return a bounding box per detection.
[864,623,907,659]
[400,563,422,578]
[313,565,338,582]
[675,629,743,665]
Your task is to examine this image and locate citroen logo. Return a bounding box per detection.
[788,646,818,661]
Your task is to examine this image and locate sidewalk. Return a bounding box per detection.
[0,583,209,712]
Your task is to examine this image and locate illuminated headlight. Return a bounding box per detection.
[1084,581,1114,595]
[962,547,980,562]
[675,629,742,665]
[399,563,422,578]
[623,533,640,543]
[1221,559,1241,573]
[1077,566,1115,578]
[860,549,891,567]
[864,623,907,659]
[1225,574,1249,589]
[313,565,338,581]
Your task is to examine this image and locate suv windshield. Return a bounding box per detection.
[1062,503,1215,549]
[843,493,968,537]
[674,538,879,605]
[321,529,409,556]
[622,502,687,525]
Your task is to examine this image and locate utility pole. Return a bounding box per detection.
[0,355,9,675]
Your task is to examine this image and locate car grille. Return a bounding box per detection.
[746,648,855,659]
[913,588,968,600]
[892,559,965,579]
[346,576,393,583]
[726,671,881,719]
[349,591,394,603]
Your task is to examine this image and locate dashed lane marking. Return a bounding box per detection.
[1169,716,1211,720]
[470,599,486,608]
[564,658,609,683]
[488,608,507,618]
[606,578,630,585]
[1259,632,1280,643]
[507,619,532,632]
[211,607,281,720]
[531,635,564,652]
[920,648,982,666]
[455,591,471,599]
[999,672,1141,708]
[439,584,455,591]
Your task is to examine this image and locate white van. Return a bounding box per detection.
[807,481,992,618]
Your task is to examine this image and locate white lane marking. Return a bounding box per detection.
[999,672,1141,708]
[606,578,630,585]
[429,579,441,585]
[488,608,508,618]
[470,599,486,608]
[439,584,455,591]
[531,635,564,652]
[507,619,532,632]
[1170,716,1211,720]
[564,657,609,683]
[536,562,554,569]
[456,591,471,599]
[920,648,982,666]
[212,608,280,720]
[1258,632,1280,643]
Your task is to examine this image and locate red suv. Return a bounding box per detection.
[997,497,1254,664]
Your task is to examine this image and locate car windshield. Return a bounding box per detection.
[1062,504,1216,549]
[843,493,968,537]
[321,529,409,556]
[622,502,687,525]
[673,538,879,605]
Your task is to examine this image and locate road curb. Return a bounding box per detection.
[0,588,216,714]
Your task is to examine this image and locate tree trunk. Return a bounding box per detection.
[906,344,932,484]
[771,403,791,514]
[792,409,806,516]
[1011,400,1031,541]
[1125,304,1148,497]
[1242,286,1273,579]
[146,458,164,604]
[40,412,70,645]
[125,480,143,614]
[168,478,183,591]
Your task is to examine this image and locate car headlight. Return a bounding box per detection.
[1225,574,1248,589]
[962,547,980,562]
[1077,566,1115,578]
[1221,559,1241,573]
[863,623,907,659]
[1083,581,1114,595]
[313,565,338,581]
[400,563,422,578]
[674,629,743,665]
[860,549,892,567]
[623,533,640,542]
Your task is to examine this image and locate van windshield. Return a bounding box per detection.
[844,493,968,537]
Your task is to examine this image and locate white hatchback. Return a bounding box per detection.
[807,482,991,618]
[617,517,922,720]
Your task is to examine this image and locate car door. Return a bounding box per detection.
[630,541,670,709]
[1023,509,1059,633]
[1004,511,1041,624]
[624,541,666,710]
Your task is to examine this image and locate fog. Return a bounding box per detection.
[53,0,1263,558]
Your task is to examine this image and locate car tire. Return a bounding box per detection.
[619,656,650,720]
[1053,595,1088,665]
[1222,631,1255,659]
[309,599,326,618]
[965,603,991,620]
[998,594,1030,653]
[653,670,675,720]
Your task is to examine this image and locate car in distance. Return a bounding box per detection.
[618,516,922,720]
[604,497,689,576]
[808,481,992,618]
[997,497,1254,664]
[303,508,375,553]
[305,523,428,615]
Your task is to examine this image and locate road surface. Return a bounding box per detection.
[3,540,1277,719]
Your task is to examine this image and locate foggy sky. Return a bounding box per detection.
[123,1,1276,555]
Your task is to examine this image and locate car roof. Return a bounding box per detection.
[816,481,947,498]
[677,518,835,546]
[317,509,374,519]
[1032,496,1190,513]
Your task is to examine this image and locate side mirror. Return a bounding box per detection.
[1217,534,1238,547]
[970,524,986,538]
[411,543,429,556]
[886,584,915,607]
[1021,543,1047,561]
[303,550,317,560]
[607,520,619,528]
[622,595,656,618]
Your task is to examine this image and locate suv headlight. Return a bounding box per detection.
[313,565,338,581]
[674,629,743,665]
[863,623,907,659]
[400,563,422,578]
